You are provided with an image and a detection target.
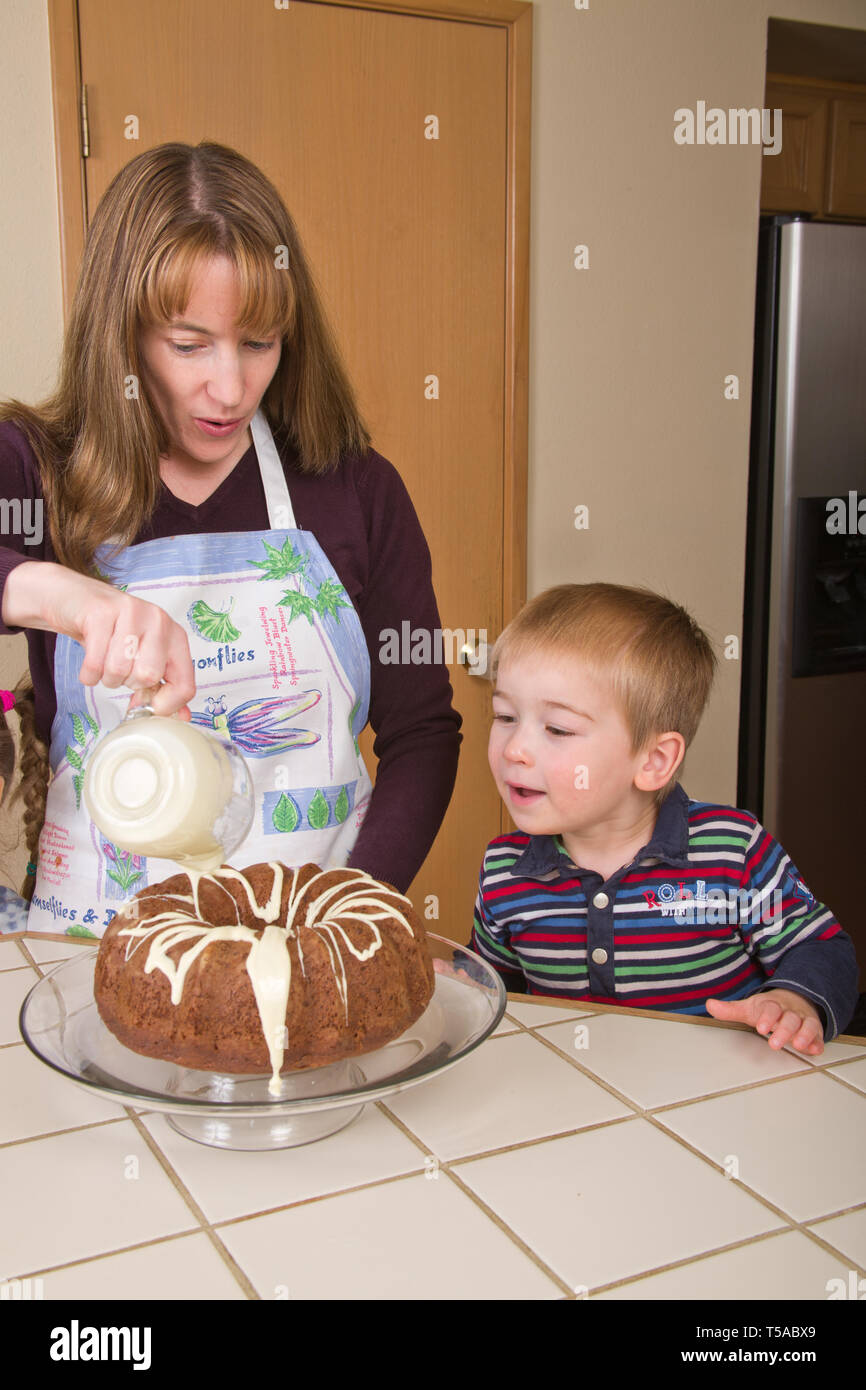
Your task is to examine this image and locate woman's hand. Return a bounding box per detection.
[2,561,196,717]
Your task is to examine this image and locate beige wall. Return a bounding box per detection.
[1,0,865,872]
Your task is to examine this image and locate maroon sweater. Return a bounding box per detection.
[0,420,462,892]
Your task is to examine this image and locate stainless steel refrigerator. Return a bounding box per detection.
[739,215,866,986]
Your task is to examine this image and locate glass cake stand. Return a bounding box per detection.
[18,935,507,1150]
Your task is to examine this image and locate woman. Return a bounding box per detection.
[0,141,461,935]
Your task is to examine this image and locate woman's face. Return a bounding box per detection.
[139,254,282,471]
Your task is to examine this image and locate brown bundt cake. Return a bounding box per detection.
[93,862,435,1089]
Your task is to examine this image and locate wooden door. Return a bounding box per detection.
[48,0,530,943]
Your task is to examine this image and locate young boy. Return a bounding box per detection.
[471,583,860,1055]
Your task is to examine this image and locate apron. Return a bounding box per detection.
[27,411,373,938]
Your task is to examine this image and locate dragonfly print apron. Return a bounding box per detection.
[26,410,373,937]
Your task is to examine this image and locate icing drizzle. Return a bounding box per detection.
[115,864,418,1095]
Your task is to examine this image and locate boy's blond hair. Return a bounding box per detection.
[490,583,718,802]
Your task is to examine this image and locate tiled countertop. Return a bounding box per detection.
[2,932,865,1301]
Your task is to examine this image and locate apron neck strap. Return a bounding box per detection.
[251,409,296,530]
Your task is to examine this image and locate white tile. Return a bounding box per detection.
[504,1000,597,1027]
[827,1056,866,1094]
[18,1233,247,1300]
[593,1229,852,1300]
[808,1206,866,1270]
[658,1072,866,1222]
[383,1031,632,1160]
[24,937,98,966]
[0,939,28,970]
[0,1121,198,1276]
[454,1117,781,1292]
[218,1171,563,1300]
[798,1037,866,1065]
[140,1104,429,1225]
[537,1012,810,1109]
[0,966,39,1045]
[0,1043,127,1144]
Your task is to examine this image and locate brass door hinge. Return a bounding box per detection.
[80,83,90,158]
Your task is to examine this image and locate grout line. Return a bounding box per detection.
[0,1114,129,1149]
[8,1227,209,1286]
[648,1069,826,1114]
[15,940,43,973]
[209,1165,433,1230]
[789,1221,866,1280]
[808,1199,866,1225]
[442,1113,640,1165]
[584,1222,866,1298]
[578,1228,856,1301]
[647,1062,866,1115]
[440,1165,574,1295]
[818,1068,866,1099]
[585,1227,798,1297]
[126,1113,259,1300]
[372,1086,648,1166]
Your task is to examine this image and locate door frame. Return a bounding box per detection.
[47,0,530,694]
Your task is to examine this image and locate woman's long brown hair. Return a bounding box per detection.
[0,140,371,575]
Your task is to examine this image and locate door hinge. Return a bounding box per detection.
[80,83,90,158]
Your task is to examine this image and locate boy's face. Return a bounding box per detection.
[488,652,649,839]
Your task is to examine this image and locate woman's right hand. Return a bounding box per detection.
[2,561,196,717]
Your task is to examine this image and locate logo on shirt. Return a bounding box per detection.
[642,880,784,926]
[786,872,815,908]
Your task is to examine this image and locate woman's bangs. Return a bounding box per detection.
[137,234,212,327]
[232,243,295,339]
[137,233,294,339]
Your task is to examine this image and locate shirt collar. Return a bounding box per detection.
[511,782,693,879]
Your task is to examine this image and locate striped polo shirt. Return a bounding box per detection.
[471,783,859,1040]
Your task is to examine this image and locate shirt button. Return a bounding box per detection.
[591,947,608,964]
[592,892,609,909]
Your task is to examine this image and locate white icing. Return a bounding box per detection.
[115,864,417,1093]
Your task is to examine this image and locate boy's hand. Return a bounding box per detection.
[432,959,475,985]
[706,989,825,1056]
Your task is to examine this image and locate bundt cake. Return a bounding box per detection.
[93,862,435,1091]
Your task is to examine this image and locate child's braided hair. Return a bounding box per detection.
[0,678,50,900]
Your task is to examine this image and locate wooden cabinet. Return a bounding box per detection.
[827,99,866,219]
[763,75,866,220]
